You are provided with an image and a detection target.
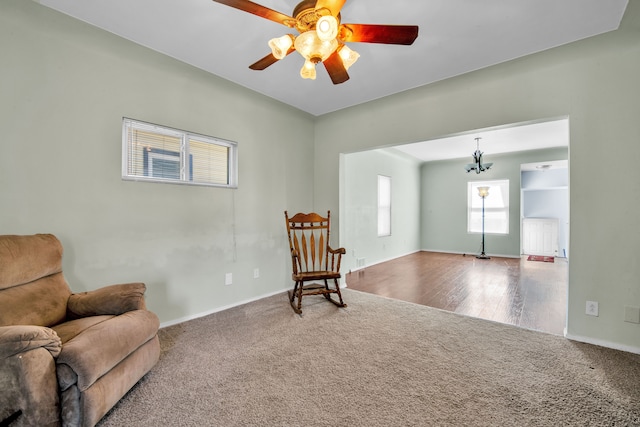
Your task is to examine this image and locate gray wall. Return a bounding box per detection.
[342,148,421,270]
[421,148,568,257]
[316,3,640,352]
[0,0,314,325]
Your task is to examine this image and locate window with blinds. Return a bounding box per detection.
[122,118,237,188]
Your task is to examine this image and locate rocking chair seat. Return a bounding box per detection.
[292,271,341,281]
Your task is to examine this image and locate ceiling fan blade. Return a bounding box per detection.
[249,47,295,70]
[315,0,347,16]
[249,53,279,70]
[340,24,419,45]
[323,50,350,84]
[211,0,295,26]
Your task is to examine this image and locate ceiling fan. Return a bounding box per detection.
[211,0,419,84]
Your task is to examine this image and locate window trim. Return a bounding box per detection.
[467,179,509,235]
[122,118,238,188]
[377,175,392,237]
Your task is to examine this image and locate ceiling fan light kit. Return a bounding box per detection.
[211,0,418,84]
[295,30,338,64]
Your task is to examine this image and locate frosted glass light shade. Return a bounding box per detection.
[316,15,338,41]
[300,59,317,80]
[338,45,360,70]
[268,34,294,60]
[294,30,338,62]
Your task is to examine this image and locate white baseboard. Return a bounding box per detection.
[159,287,289,328]
[565,330,640,355]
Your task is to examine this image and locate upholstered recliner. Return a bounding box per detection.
[0,234,160,427]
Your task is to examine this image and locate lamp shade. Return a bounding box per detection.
[268,34,294,60]
[300,59,317,80]
[316,15,338,41]
[477,186,490,198]
[338,44,360,70]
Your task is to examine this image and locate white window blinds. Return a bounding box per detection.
[122,118,237,188]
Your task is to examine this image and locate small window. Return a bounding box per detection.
[468,180,509,234]
[122,118,237,188]
[378,175,391,236]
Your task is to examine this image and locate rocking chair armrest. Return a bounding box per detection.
[327,246,345,273]
[290,250,300,274]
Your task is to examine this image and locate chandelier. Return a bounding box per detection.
[464,137,493,174]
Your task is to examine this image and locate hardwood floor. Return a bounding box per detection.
[345,251,568,336]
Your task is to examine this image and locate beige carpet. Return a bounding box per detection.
[97,289,640,426]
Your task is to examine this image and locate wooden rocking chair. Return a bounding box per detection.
[284,211,347,314]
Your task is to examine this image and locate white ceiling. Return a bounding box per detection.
[392,118,569,164]
[37,0,628,116]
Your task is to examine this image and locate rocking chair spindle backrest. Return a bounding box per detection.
[285,211,332,274]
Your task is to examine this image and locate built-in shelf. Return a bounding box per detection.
[522,186,568,191]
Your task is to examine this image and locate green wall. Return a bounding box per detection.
[317,3,640,352]
[341,145,568,265]
[342,148,421,270]
[0,0,315,324]
[421,147,568,256]
[2,0,639,353]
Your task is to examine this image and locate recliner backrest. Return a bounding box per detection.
[0,234,71,327]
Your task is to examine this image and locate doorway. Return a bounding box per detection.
[341,117,570,334]
[520,160,569,259]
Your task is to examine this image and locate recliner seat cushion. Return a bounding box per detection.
[51,316,114,344]
[55,310,159,391]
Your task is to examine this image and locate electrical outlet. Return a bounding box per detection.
[225,273,232,286]
[586,301,599,317]
[253,268,260,279]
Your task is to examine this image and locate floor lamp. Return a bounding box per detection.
[477,186,490,259]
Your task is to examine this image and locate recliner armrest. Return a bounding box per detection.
[0,325,61,359]
[67,282,147,319]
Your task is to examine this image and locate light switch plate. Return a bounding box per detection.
[624,306,640,324]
